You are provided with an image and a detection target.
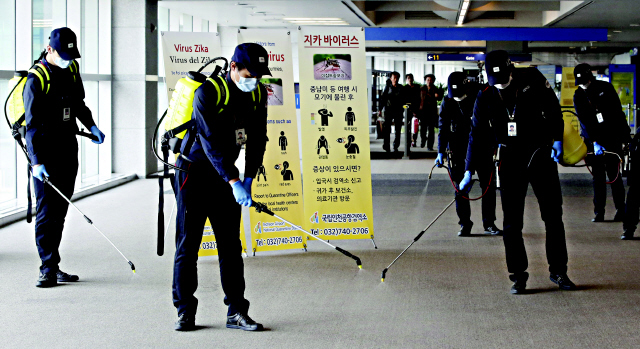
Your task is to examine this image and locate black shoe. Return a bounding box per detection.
[458,222,473,237]
[484,225,502,236]
[36,272,57,288]
[393,148,399,153]
[509,272,528,294]
[226,312,264,331]
[175,313,196,331]
[511,279,527,294]
[383,145,390,152]
[56,270,79,282]
[592,213,604,222]
[420,144,425,148]
[621,229,635,240]
[613,210,625,222]
[550,274,577,291]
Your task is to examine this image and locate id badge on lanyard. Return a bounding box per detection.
[235,128,246,146]
[507,106,516,137]
[63,108,71,121]
[596,112,604,123]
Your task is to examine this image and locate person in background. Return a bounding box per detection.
[573,63,631,223]
[419,74,442,150]
[436,72,501,237]
[379,71,404,152]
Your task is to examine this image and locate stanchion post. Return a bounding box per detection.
[403,105,411,159]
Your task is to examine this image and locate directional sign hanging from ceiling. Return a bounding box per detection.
[426,53,532,62]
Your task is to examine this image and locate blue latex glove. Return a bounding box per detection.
[243,177,253,196]
[458,171,472,192]
[32,165,49,182]
[593,142,605,156]
[435,153,445,167]
[231,181,252,207]
[90,125,105,144]
[551,141,563,163]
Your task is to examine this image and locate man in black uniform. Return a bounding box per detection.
[460,50,576,294]
[172,43,269,331]
[573,63,631,222]
[379,71,404,152]
[436,72,501,237]
[25,27,105,288]
[623,133,640,239]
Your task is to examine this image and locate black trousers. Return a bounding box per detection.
[587,150,625,215]
[383,112,403,150]
[173,159,248,317]
[420,122,435,149]
[450,155,496,228]
[499,150,568,276]
[34,149,78,274]
[624,150,640,232]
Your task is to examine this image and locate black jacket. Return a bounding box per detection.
[438,83,480,156]
[466,67,563,172]
[380,83,405,116]
[182,74,268,182]
[573,79,631,147]
[24,60,96,165]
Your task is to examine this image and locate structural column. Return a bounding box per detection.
[111,0,158,177]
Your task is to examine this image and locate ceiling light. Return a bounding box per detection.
[613,30,622,33]
[630,24,639,26]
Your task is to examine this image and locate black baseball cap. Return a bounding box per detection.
[485,50,512,86]
[574,63,594,86]
[231,43,271,77]
[49,27,81,61]
[447,72,468,98]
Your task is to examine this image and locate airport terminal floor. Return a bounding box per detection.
[1,159,639,348]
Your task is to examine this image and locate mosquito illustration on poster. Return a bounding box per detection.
[313,54,352,80]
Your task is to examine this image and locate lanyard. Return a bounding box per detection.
[496,88,517,121]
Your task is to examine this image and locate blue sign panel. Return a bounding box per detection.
[426,53,532,62]
[295,93,300,109]
[365,28,608,42]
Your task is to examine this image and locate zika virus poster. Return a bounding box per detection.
[238,29,306,254]
[298,27,375,242]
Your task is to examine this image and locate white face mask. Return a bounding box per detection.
[494,75,513,90]
[453,94,467,102]
[233,67,258,92]
[54,56,71,69]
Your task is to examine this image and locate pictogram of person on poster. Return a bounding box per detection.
[345,107,355,126]
[279,131,287,151]
[345,135,359,154]
[281,161,294,181]
[318,108,333,126]
[317,135,329,154]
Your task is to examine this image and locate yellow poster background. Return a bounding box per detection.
[561,67,579,107]
[611,72,635,106]
[298,27,374,241]
[238,29,306,254]
[198,217,248,257]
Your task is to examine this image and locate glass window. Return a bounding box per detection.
[0,1,16,70]
[0,79,17,206]
[32,0,53,61]
[81,81,99,182]
[81,0,99,74]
